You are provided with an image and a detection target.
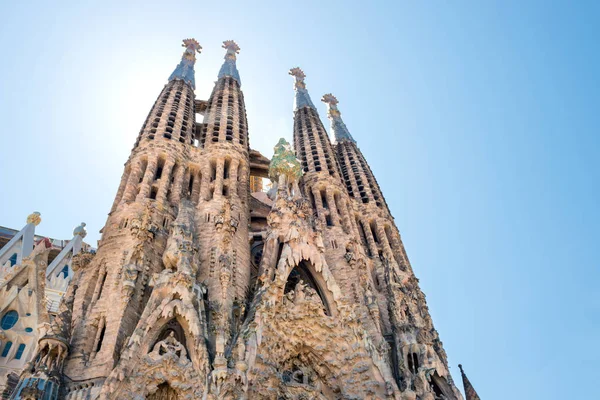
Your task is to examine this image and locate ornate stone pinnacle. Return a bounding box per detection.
[26,212,41,226]
[321,93,354,142]
[73,222,87,238]
[222,40,240,59]
[321,93,341,117]
[289,67,306,88]
[218,40,242,83]
[321,93,338,106]
[182,38,202,61]
[289,67,315,110]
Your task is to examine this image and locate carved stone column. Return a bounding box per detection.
[136,156,158,201]
[214,158,225,199]
[157,160,175,204]
[229,158,240,198]
[311,186,327,226]
[170,163,186,204]
[362,219,379,258]
[326,190,341,227]
[121,160,144,203]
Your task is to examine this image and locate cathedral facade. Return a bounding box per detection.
[4,39,479,399]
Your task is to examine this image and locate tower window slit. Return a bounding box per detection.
[97,271,107,300]
[154,159,165,181]
[210,162,217,182]
[370,221,380,243]
[320,190,328,209]
[357,219,371,256]
[412,353,419,372]
[95,323,106,353]
[187,174,194,198]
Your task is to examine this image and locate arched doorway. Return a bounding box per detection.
[147,382,179,400]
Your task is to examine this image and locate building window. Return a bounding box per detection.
[1,342,12,357]
[58,265,69,279]
[1,311,19,330]
[14,344,25,360]
[8,253,17,267]
[24,328,33,333]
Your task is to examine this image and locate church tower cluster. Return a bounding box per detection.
[0,39,478,399]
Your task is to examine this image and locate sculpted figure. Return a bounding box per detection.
[152,331,187,360]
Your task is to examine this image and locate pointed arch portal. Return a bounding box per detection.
[147,382,179,400]
[284,260,331,316]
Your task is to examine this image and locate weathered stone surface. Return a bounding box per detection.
[3,39,468,400]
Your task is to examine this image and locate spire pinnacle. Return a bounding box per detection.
[321,94,355,143]
[459,364,481,400]
[218,40,241,84]
[289,67,316,111]
[169,38,202,89]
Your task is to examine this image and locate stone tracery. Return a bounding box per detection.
[3,40,469,400]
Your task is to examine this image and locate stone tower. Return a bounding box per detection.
[8,40,474,400]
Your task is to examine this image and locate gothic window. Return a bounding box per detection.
[154,158,165,181]
[210,161,217,182]
[8,253,17,267]
[150,187,158,200]
[1,342,12,357]
[1,310,19,330]
[320,190,328,209]
[407,352,419,374]
[14,344,26,360]
[224,159,230,179]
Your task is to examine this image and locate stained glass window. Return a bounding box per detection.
[1,311,18,330]
[15,344,25,360]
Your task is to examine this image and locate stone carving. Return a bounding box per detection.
[149,332,187,360]
[4,40,467,400]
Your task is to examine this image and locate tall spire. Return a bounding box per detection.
[218,40,241,84]
[321,93,355,143]
[459,364,481,400]
[289,67,316,111]
[168,38,202,89]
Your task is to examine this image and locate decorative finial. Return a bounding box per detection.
[27,212,41,226]
[289,68,315,110]
[73,222,87,238]
[218,40,241,84]
[222,40,240,60]
[321,93,341,118]
[269,138,303,183]
[321,93,355,143]
[169,38,202,89]
[182,38,202,61]
[289,67,307,89]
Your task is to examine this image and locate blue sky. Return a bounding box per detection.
[0,1,598,398]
